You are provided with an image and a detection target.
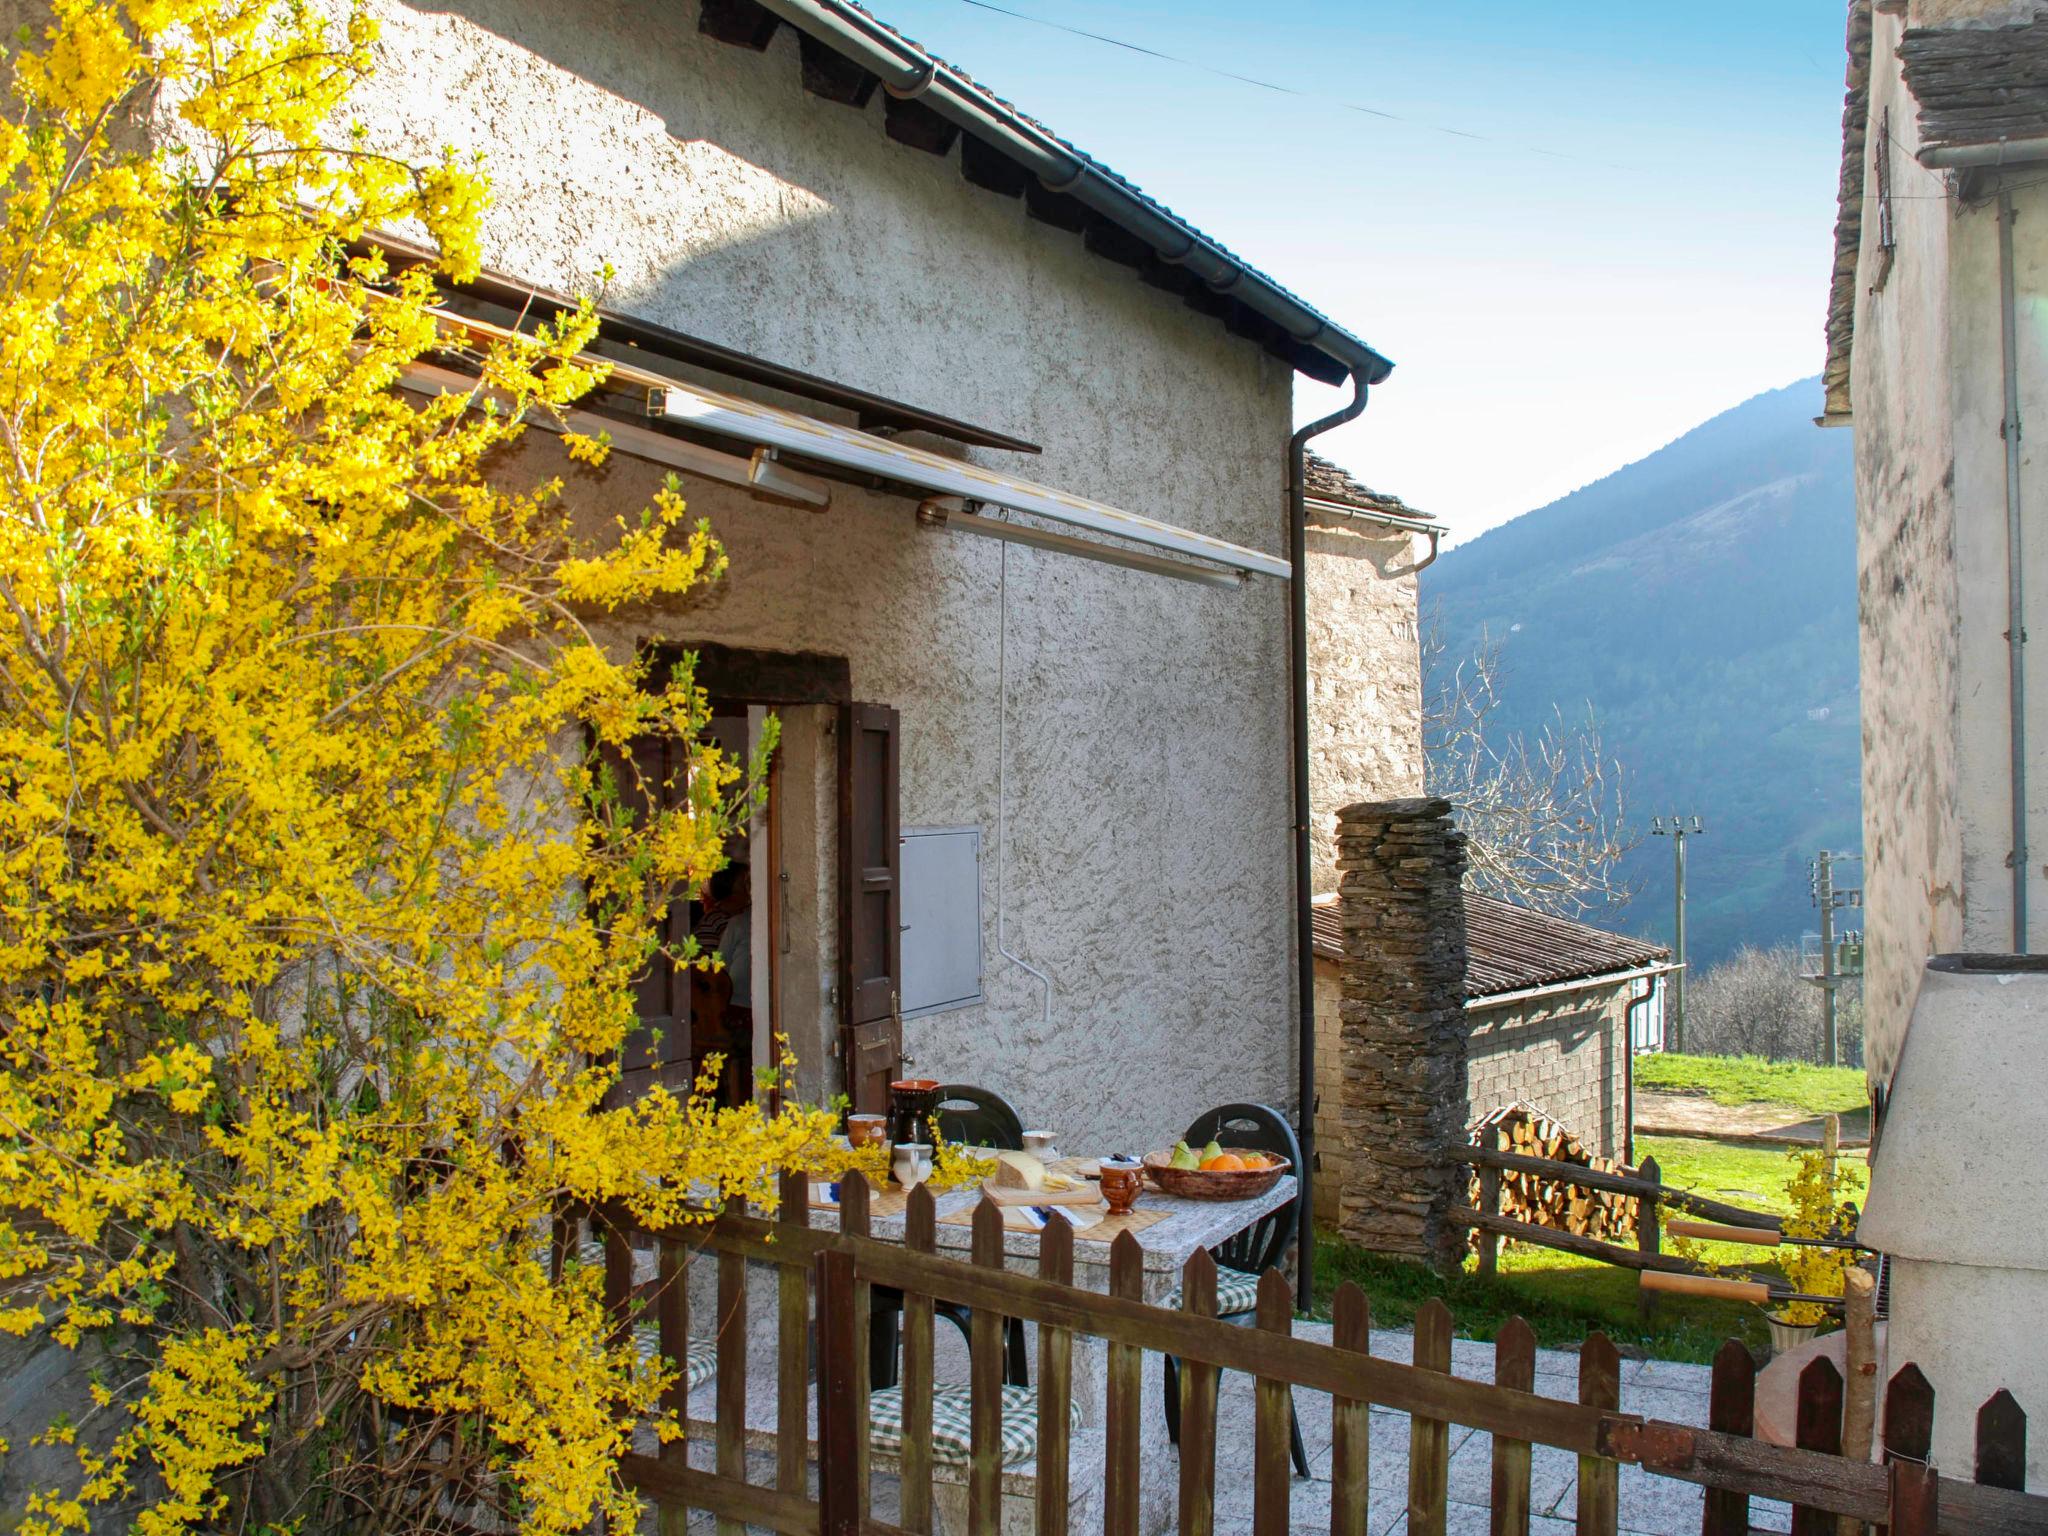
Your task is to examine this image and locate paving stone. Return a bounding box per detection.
[1443,1432,1577,1513]
[1623,1384,1712,1428]
[1632,1356,1713,1393]
[1616,1460,1707,1534]
[1369,1499,1577,1536]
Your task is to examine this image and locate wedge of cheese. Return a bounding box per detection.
[992,1150,1047,1191]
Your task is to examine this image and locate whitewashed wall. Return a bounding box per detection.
[1849,8,1965,1088]
[1852,9,2048,1086]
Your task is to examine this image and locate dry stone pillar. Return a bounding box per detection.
[1333,796,1470,1273]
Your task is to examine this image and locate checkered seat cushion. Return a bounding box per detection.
[631,1323,719,1392]
[1161,1266,1263,1318]
[868,1383,1084,1468]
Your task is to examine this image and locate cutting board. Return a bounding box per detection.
[978,1175,1105,1208]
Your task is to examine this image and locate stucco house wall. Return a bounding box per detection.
[322,0,1417,1154]
[1838,2,2048,1087]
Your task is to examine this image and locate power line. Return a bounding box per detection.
[948,0,1632,169]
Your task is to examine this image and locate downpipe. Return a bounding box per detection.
[2000,190,2029,951]
[1289,370,1370,1305]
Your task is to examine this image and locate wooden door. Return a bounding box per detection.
[840,702,901,1114]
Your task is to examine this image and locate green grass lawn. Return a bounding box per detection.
[1308,1134,1870,1364]
[1641,1133,1868,1216]
[1633,1053,1868,1116]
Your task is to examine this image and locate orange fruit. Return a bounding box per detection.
[1240,1153,1270,1169]
[1201,1152,1246,1172]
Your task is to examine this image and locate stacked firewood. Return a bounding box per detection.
[1467,1103,1640,1246]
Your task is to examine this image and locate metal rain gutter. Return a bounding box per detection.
[1999,189,2030,951]
[1287,368,1371,1307]
[749,0,1395,389]
[1465,961,1682,1014]
[1303,494,1444,573]
[1919,136,2048,170]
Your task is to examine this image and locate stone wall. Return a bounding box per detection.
[1466,986,1630,1161]
[1306,515,1425,894]
[1329,797,1469,1270]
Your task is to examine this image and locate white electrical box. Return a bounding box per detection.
[900,826,984,1019]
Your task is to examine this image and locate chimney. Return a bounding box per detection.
[1332,797,1470,1272]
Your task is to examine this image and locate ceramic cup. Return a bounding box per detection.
[846,1113,888,1149]
[1021,1129,1059,1161]
[1098,1157,1143,1215]
[892,1142,933,1188]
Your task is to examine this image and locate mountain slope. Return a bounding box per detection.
[1421,377,1860,970]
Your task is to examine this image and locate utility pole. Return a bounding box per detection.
[1806,850,1863,1067]
[1650,815,1703,1052]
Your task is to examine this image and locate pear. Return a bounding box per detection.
[1169,1139,1200,1171]
[1200,1139,1224,1165]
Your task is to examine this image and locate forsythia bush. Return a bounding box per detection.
[0,1,850,1531]
[1773,1148,1859,1328]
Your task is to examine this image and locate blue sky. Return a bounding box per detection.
[873,0,1851,542]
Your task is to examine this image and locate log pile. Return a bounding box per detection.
[1467,1103,1640,1247]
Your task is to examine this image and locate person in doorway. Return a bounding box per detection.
[689,862,753,1103]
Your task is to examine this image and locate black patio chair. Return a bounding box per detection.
[1161,1102,1311,1477]
[932,1083,1026,1152]
[869,1084,1029,1390]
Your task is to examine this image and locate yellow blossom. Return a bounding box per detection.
[0,2,859,1532]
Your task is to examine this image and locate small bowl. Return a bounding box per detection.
[1142,1149,1290,1201]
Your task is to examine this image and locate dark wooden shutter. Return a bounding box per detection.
[840,702,901,1114]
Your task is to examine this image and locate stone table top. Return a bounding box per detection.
[809,1174,1297,1289]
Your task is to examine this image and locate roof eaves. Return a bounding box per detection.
[746,0,1395,389]
[1822,0,1873,426]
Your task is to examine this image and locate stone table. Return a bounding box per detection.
[809,1173,1299,1303]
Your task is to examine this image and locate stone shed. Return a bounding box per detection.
[1311,799,1671,1248]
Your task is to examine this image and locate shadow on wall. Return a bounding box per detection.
[383,0,1266,470]
[1467,1006,1617,1159]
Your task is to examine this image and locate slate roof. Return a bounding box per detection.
[1312,892,1667,1000]
[1821,0,1872,425]
[1822,2,2048,423]
[1901,3,2048,152]
[1303,452,1432,521]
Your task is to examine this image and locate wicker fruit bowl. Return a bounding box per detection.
[1141,1149,1290,1201]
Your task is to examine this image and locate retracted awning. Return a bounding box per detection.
[646,380,1289,582]
[413,303,1290,583]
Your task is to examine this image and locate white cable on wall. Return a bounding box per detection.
[992,533,1054,1025]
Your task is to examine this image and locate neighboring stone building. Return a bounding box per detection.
[1301,453,1435,890]
[310,0,1424,1161]
[1313,799,1670,1244]
[1821,0,2048,1489]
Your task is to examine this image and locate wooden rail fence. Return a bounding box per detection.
[1448,1141,1817,1323]
[593,1170,2043,1536]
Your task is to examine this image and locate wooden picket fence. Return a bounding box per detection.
[593,1170,2044,1536]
